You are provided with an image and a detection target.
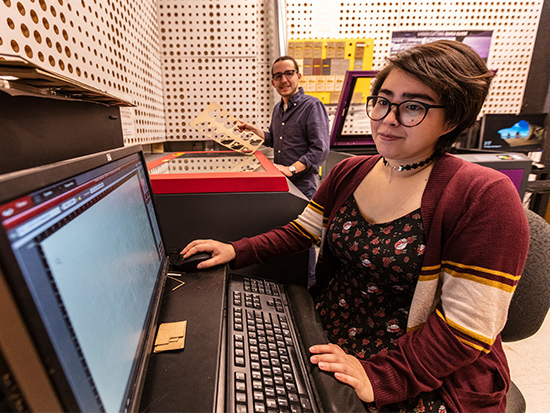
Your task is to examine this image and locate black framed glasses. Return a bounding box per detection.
[366,95,445,127]
[272,70,297,81]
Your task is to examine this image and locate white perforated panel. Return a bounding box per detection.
[286,0,544,115]
[158,0,277,142]
[149,155,263,174]
[0,0,165,145]
[0,0,545,147]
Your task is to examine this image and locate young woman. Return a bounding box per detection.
[182,41,529,412]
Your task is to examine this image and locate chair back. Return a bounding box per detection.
[501,208,550,342]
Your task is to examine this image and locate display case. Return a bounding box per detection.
[146,151,289,194]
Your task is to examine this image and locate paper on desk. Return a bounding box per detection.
[153,320,187,353]
[190,102,264,155]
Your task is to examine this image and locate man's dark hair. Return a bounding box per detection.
[272,56,300,74]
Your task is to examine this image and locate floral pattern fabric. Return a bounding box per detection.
[315,195,447,412]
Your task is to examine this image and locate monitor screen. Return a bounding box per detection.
[0,147,166,412]
[479,113,547,153]
[329,70,378,149]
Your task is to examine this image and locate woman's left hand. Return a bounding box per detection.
[309,343,374,402]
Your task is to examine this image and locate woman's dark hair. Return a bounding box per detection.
[371,40,494,157]
[272,55,300,74]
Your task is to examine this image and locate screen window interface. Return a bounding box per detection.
[1,155,164,412]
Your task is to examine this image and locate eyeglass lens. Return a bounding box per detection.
[366,97,427,127]
[273,70,296,81]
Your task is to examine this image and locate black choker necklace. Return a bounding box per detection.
[382,153,436,172]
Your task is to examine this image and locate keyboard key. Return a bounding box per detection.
[287,346,307,395]
[254,402,266,413]
[276,385,286,396]
[236,392,247,403]
[290,404,302,413]
[288,392,299,403]
[266,398,277,409]
[300,396,312,411]
[277,396,289,408]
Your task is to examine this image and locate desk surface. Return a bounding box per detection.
[139,266,227,413]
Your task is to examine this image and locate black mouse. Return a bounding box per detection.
[170,252,212,272]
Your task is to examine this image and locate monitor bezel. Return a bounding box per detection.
[478,112,548,153]
[0,145,168,412]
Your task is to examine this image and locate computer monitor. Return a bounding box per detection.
[329,70,379,152]
[0,146,167,412]
[479,113,547,153]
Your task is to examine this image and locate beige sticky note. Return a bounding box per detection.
[153,320,187,353]
[190,102,264,155]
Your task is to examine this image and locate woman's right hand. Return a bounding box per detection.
[180,239,236,270]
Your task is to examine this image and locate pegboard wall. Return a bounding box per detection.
[286,0,544,116]
[0,0,546,146]
[0,0,165,146]
[158,0,278,142]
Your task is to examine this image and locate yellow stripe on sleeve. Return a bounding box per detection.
[435,308,495,347]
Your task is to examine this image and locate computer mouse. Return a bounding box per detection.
[170,252,212,272]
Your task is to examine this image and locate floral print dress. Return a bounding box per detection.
[315,195,447,413]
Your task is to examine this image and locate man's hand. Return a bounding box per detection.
[273,163,293,177]
[235,121,264,139]
[310,343,374,402]
[273,161,305,178]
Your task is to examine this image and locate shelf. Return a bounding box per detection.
[0,53,133,107]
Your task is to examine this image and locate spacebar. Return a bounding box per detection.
[287,344,307,395]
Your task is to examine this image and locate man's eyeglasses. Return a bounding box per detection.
[366,95,445,127]
[272,70,297,81]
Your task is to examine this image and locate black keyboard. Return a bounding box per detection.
[227,274,318,413]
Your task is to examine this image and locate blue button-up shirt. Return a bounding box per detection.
[264,88,330,198]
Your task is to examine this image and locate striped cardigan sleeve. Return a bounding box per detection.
[409,175,528,348]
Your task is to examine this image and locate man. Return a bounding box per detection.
[237,56,330,199]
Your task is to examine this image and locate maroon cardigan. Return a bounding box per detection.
[232,154,529,411]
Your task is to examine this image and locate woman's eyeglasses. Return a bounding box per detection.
[366,95,445,127]
[272,70,297,81]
